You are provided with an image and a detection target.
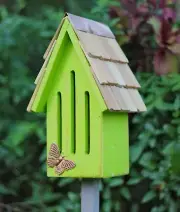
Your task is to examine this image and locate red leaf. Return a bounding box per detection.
[154,49,167,74]
[159,0,166,8]
[121,0,137,15]
[158,19,172,44]
[154,49,178,74]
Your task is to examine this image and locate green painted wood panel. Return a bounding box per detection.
[32,19,70,112]
[47,32,103,178]
[103,112,129,177]
[31,18,107,113]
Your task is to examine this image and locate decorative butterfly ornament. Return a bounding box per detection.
[47,143,76,175]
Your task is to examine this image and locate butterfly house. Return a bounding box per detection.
[27,13,146,178]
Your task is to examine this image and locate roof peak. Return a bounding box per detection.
[65,13,115,39]
[27,14,146,113]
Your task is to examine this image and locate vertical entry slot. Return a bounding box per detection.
[85,91,90,154]
[71,71,76,153]
[58,92,62,151]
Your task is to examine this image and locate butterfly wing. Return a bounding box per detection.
[49,143,60,158]
[47,143,60,168]
[61,159,76,171]
[55,159,75,175]
[47,157,58,168]
[55,163,65,175]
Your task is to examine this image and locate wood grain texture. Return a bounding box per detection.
[76,30,128,63]
[67,13,115,39]
[116,63,141,88]
[128,89,147,112]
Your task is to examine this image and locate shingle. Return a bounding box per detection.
[115,63,141,88]
[128,89,147,112]
[110,86,128,111]
[88,57,141,90]
[77,30,128,63]
[106,62,126,86]
[119,88,137,112]
[99,86,145,112]
[77,31,109,59]
[90,58,114,84]
[67,13,115,38]
[102,38,128,63]
[100,86,118,110]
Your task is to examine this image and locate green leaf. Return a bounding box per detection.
[142,191,156,203]
[103,188,111,199]
[127,178,141,185]
[109,178,123,187]
[130,142,146,163]
[114,201,121,211]
[0,185,16,195]
[58,178,75,187]
[120,187,131,200]
[102,200,112,212]
[139,152,155,169]
[162,142,174,155]
[67,192,78,202]
[171,143,180,174]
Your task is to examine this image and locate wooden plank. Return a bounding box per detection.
[27,78,42,112]
[47,24,106,177]
[35,40,57,84]
[106,86,120,111]
[77,30,128,63]
[77,31,109,59]
[100,85,118,111]
[111,86,128,111]
[119,88,137,112]
[128,89,147,112]
[106,61,126,86]
[28,18,70,112]
[103,112,129,177]
[116,63,141,88]
[81,179,100,212]
[67,13,115,38]
[89,58,116,85]
[105,38,128,63]
[89,58,108,84]
[43,17,65,59]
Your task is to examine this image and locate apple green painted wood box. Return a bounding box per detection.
[27,13,146,178]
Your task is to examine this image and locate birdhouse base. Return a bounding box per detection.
[47,112,129,178]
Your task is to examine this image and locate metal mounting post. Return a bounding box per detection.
[81,179,100,212]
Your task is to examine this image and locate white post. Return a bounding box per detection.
[81,179,100,212]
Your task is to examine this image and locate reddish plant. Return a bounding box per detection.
[109,0,180,74]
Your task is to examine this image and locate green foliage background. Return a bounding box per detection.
[0,0,179,211]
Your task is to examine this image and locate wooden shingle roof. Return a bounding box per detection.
[30,13,146,112]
